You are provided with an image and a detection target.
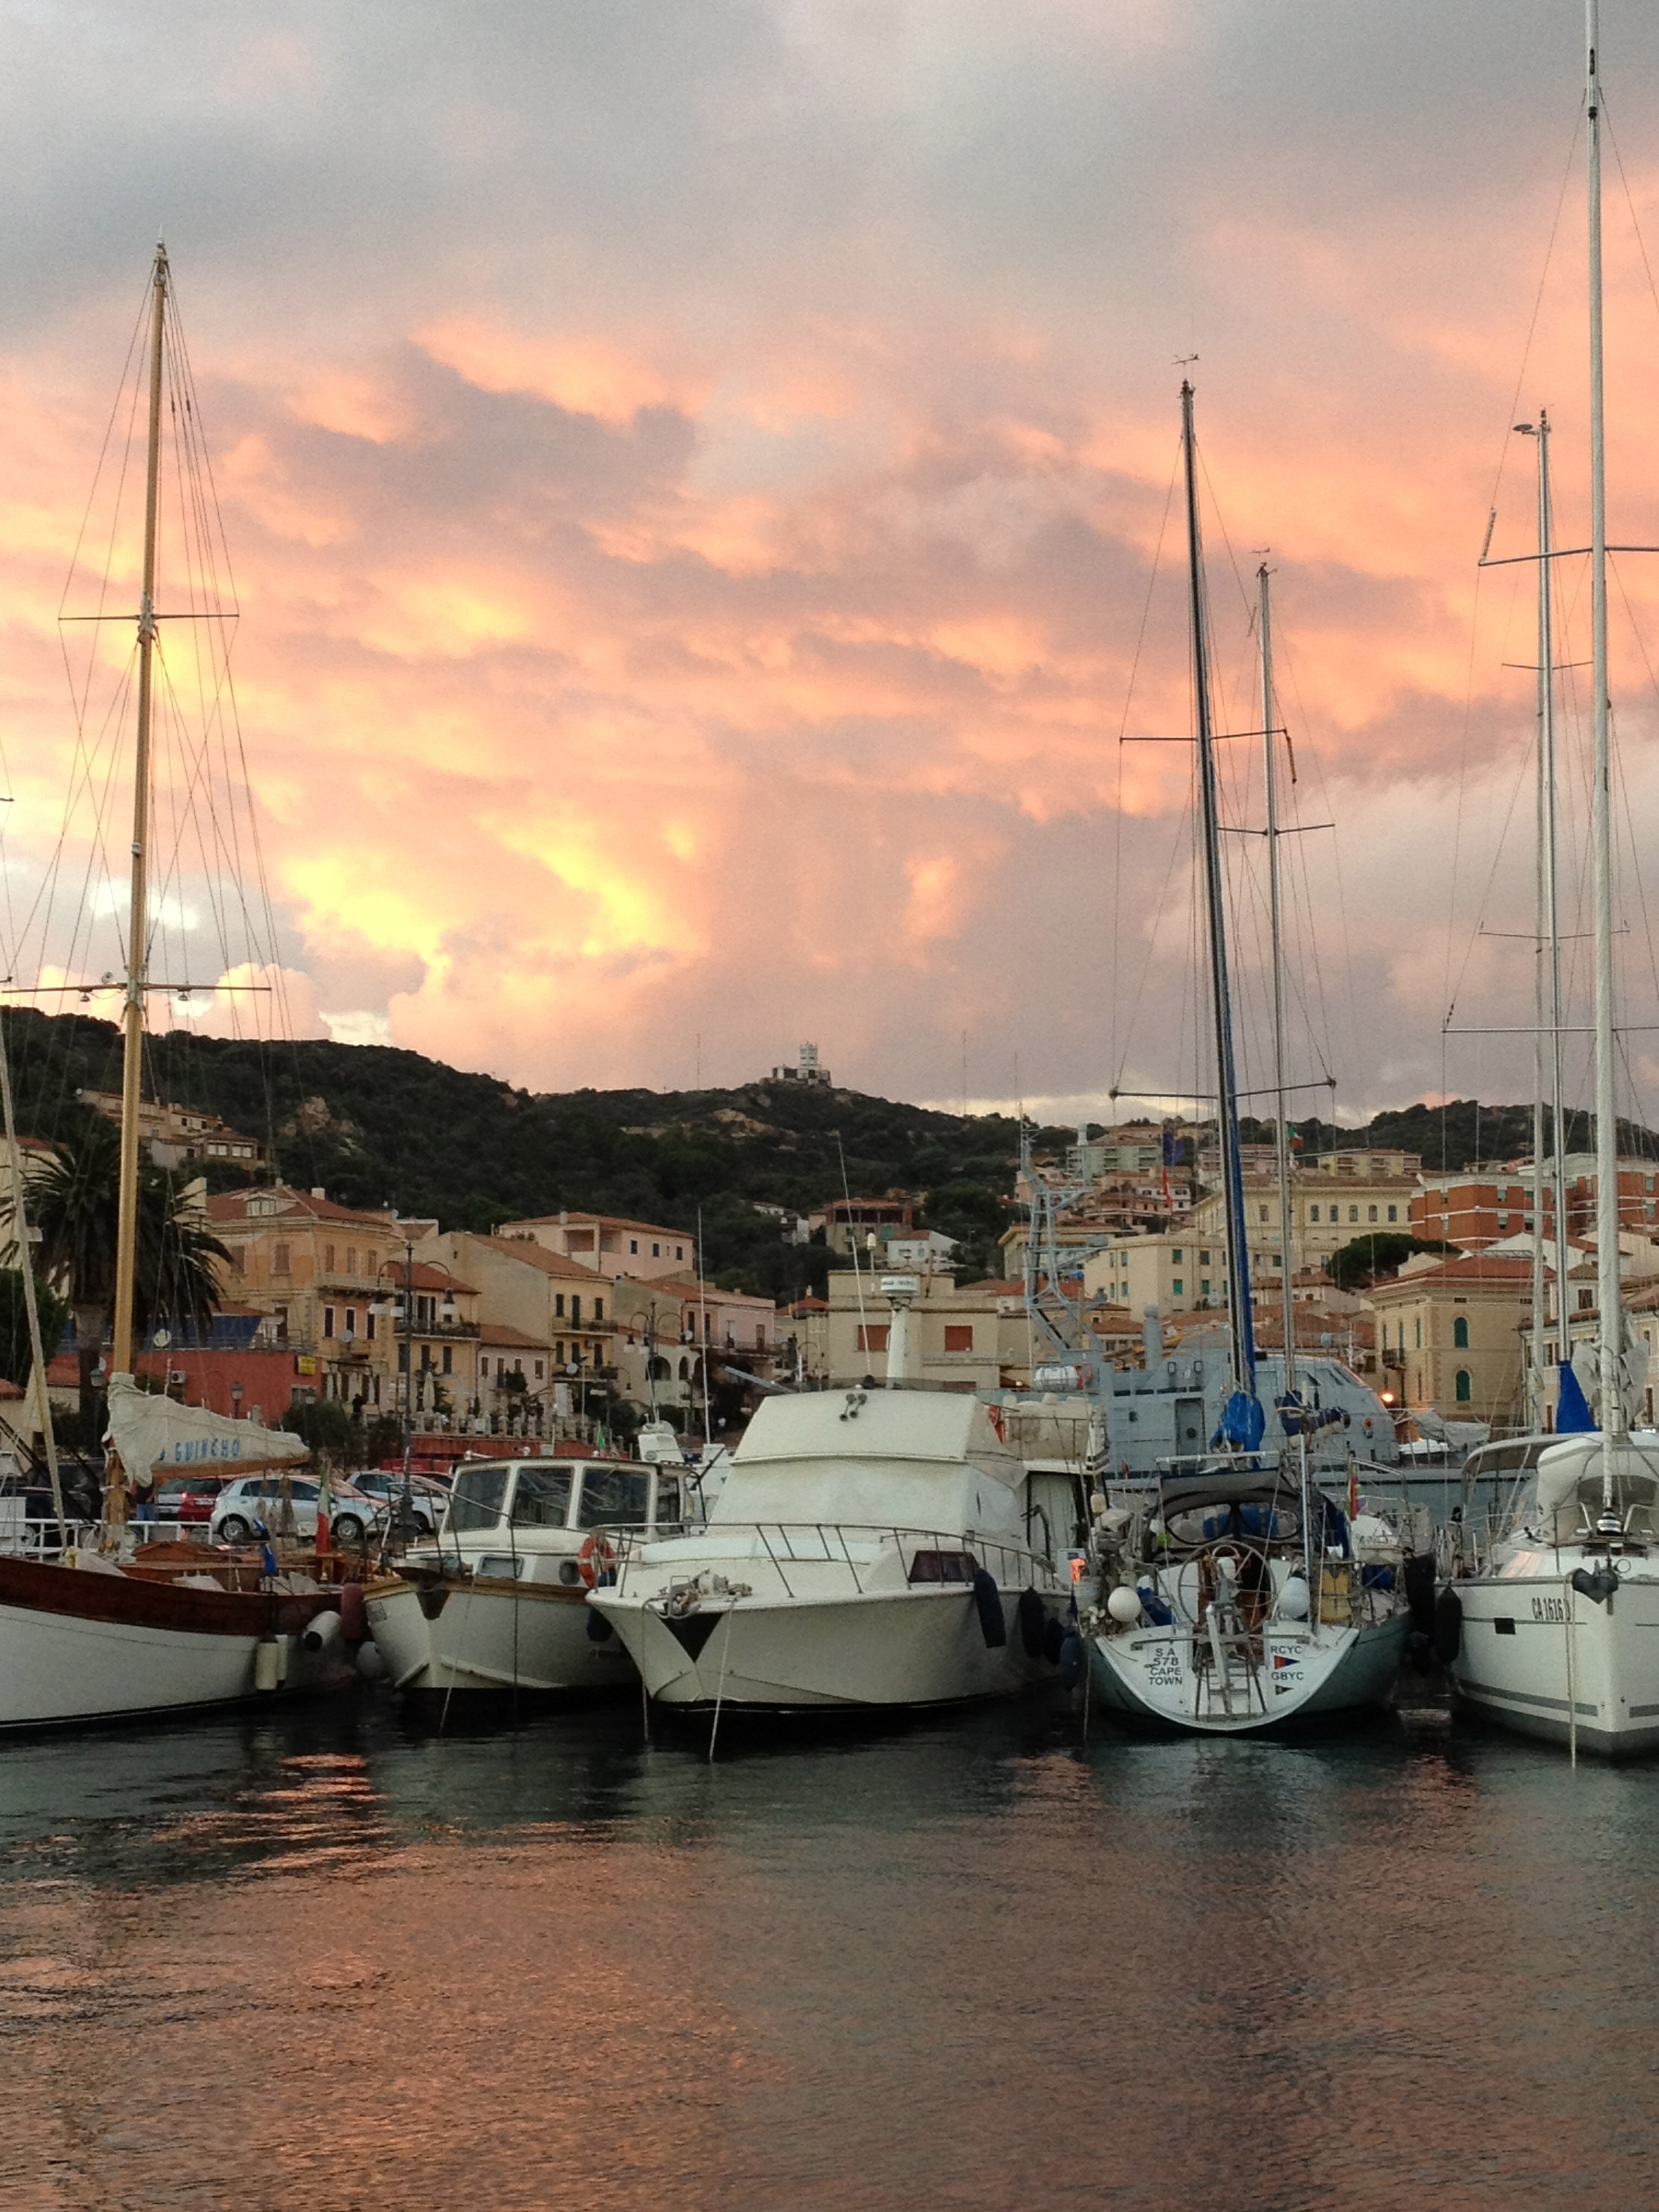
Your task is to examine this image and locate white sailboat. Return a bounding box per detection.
[1084,384,1412,1733]
[1443,3,1659,1758]
[0,249,352,1729]
[589,1277,1071,1715]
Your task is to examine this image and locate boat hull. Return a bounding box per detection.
[0,1553,346,1730]
[367,1574,637,1699]
[590,1583,1067,1711]
[1450,1572,1659,1758]
[1087,1612,1408,1736]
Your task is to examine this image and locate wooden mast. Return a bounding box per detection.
[106,244,167,1525]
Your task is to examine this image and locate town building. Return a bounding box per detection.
[813,1195,917,1258]
[491,1209,695,1280]
[78,1088,268,1170]
[768,1042,833,1086]
[822,1271,1035,1391]
[1412,1155,1659,1251]
[1363,1253,1534,1429]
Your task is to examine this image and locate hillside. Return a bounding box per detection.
[1,1009,1050,1297]
[10,1008,1656,1303]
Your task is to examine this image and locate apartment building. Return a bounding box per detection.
[493,1209,695,1281]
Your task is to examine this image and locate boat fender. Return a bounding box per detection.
[1017,1585,1046,1658]
[1571,1563,1620,1605]
[1042,1614,1067,1666]
[302,1609,344,1655]
[972,1570,1006,1648]
[356,1640,389,1683]
[586,1605,615,1643]
[1432,1584,1462,1665]
[1402,1553,1437,1639]
[417,1584,449,1621]
[253,1638,283,1694]
[338,1582,367,1642]
[1057,1633,1084,1689]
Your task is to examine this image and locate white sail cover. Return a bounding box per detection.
[104,1371,308,1485]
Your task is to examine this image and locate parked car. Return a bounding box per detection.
[210,1475,387,1548]
[152,1474,232,1525]
[346,1468,451,1535]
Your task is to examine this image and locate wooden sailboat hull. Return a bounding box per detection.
[0,1554,348,1729]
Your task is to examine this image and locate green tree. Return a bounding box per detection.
[24,1110,231,1425]
[0,1269,70,1393]
[1324,1232,1458,1293]
[280,1397,354,1466]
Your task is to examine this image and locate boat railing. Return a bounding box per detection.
[609,1521,1052,1601]
[0,1513,100,1559]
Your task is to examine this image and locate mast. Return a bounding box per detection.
[1259,564,1295,1400]
[110,246,167,1389]
[1181,382,1255,1397]
[104,244,167,1532]
[0,1018,64,1545]
[1586,5,1622,1481]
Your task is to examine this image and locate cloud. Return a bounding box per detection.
[0,0,1656,1126]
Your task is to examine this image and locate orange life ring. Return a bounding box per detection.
[578,1532,617,1588]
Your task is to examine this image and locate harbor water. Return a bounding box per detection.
[2,1688,1656,2210]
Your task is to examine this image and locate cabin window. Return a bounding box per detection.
[945,1326,973,1352]
[510,1467,573,1528]
[449,1467,509,1531]
[577,1467,651,1529]
[857,1324,889,1353]
[654,1479,680,1524]
[1454,1316,1470,1349]
[1455,1370,1473,1404]
[477,1556,526,1580]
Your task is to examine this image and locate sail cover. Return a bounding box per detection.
[104,1372,308,1486]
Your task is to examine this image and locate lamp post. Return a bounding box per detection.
[375,1237,459,1544]
[626,1306,659,1418]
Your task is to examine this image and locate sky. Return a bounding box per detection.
[3,0,1659,1129]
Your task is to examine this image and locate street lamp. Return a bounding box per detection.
[373,1237,462,1546]
[626,1306,660,1417]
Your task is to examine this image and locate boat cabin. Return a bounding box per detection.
[438,1456,682,1581]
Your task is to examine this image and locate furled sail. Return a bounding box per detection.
[104,1372,308,1486]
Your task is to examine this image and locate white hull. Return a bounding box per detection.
[0,1589,342,1730]
[1450,1571,1659,1758]
[367,1575,636,1698]
[590,1582,1066,1711]
[1088,1612,1406,1735]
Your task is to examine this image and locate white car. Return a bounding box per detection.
[209,1475,386,1549]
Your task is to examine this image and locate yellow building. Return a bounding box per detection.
[492,1209,695,1282]
[1363,1254,1532,1429]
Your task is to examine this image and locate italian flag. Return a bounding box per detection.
[316,1469,332,1555]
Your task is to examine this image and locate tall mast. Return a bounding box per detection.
[110,245,167,1393]
[1181,382,1255,1395]
[1585,5,1622,1477]
[1258,565,1295,1399]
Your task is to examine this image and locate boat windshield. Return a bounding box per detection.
[509,1467,573,1528]
[1165,1500,1299,1548]
[577,1465,651,1529]
[448,1467,509,1532]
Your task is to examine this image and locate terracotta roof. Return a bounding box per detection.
[478,1322,555,1349]
[207,1187,396,1230]
[449,1234,600,1281]
[374,1260,478,1294]
[781,1296,829,1314]
[957,1279,1024,1296]
[1366,1255,1534,1294]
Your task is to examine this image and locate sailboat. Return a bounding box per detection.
[1442,4,1659,1758]
[1082,384,1414,1733]
[0,249,353,1729]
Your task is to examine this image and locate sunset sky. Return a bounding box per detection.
[4,0,1659,1128]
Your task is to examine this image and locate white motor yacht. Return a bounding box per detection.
[366,1454,682,1704]
[589,1305,1071,1715]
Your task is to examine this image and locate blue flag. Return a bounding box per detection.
[1556,1360,1595,1434]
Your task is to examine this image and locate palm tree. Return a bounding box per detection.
[24,1110,230,1425]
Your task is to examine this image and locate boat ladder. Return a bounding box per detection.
[1197,1601,1266,1719]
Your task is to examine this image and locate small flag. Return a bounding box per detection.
[315,1469,331,1556]
[261,1542,279,1577]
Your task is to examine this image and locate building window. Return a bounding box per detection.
[594,1298,604,1322]
[1387,1206,1397,1223]
[555,1340,565,1364]
[571,1296,582,1326]
[398,1343,409,1372]
[346,1246,357,1275]
[676,1246,684,1261]
[324,1244,335,1273]
[366,1311,377,1341]
[1454,1315,1470,1348]
[1455,1369,1472,1404]
[630,1239,638,1254]
[323,1306,335,1339]
[480,1357,489,1379]
[442,1345,452,1374]
[1347,1206,1358,1223]
[1578,1288,1594,1311]
[1310,1205,1320,1223]
[344,1308,356,1336]
[652,1243,660,1258]
[272,1243,291,1275]
[1172,1279,1183,1296]
[944,1325,973,1352]
[535,1361,544,1380]
[1414,1318,1422,1349]
[1173,1248,1183,1262]
[1368,1206,1378,1223]
[857,1324,890,1353]
[556,1294,565,1317]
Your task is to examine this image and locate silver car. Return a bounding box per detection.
[210,1475,386,1548]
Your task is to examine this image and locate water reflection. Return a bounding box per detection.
[1,1689,1657,2207]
